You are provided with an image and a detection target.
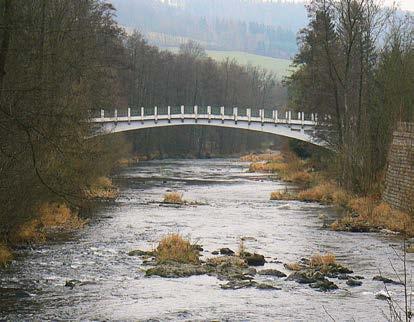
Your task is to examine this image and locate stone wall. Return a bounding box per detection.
[383,122,414,214]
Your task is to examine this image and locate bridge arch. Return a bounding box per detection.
[91,106,324,146]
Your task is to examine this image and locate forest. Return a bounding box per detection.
[0,0,285,242]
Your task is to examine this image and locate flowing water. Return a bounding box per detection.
[0,159,412,321]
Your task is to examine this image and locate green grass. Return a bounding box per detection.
[162,47,293,78]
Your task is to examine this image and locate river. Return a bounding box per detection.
[0,158,412,321]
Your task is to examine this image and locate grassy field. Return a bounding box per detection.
[162,47,293,78]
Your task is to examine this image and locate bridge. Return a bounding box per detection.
[91,106,324,146]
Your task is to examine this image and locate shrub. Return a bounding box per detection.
[163,192,184,204]
[156,234,200,264]
[0,244,13,267]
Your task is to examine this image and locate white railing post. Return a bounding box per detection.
[141,107,144,123]
[315,113,318,122]
[311,113,314,122]
[288,111,292,124]
[233,107,238,123]
[274,110,278,125]
[168,106,171,122]
[194,105,198,122]
[101,109,105,120]
[260,109,264,124]
[301,111,305,125]
[207,106,211,122]
[221,106,224,123]
[114,108,118,122]
[247,108,251,124]
[128,107,131,124]
[181,105,184,122]
[154,106,158,123]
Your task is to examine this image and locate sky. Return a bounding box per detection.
[388,0,414,11]
[297,0,414,11]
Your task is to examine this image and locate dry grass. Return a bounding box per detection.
[116,156,140,167]
[270,191,294,201]
[10,219,46,244]
[10,203,86,245]
[163,192,184,204]
[332,199,414,237]
[38,202,85,230]
[296,182,351,205]
[156,234,200,264]
[284,262,303,271]
[310,253,336,267]
[85,176,118,199]
[284,171,313,184]
[241,153,283,162]
[0,244,13,267]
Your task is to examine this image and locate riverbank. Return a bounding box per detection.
[0,176,119,267]
[245,152,414,238]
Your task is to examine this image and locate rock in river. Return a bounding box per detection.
[219,248,235,256]
[244,253,266,266]
[258,269,286,278]
[145,262,210,278]
[128,249,156,257]
[346,278,362,287]
[373,275,403,285]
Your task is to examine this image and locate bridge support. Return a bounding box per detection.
[233,107,238,124]
[168,106,171,123]
[181,105,184,123]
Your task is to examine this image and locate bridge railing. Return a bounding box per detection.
[91,106,320,126]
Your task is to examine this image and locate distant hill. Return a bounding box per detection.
[111,0,308,59]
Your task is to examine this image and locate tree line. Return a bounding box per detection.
[286,0,414,194]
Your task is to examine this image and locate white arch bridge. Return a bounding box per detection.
[91,106,325,146]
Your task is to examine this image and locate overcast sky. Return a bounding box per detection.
[384,0,414,11]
